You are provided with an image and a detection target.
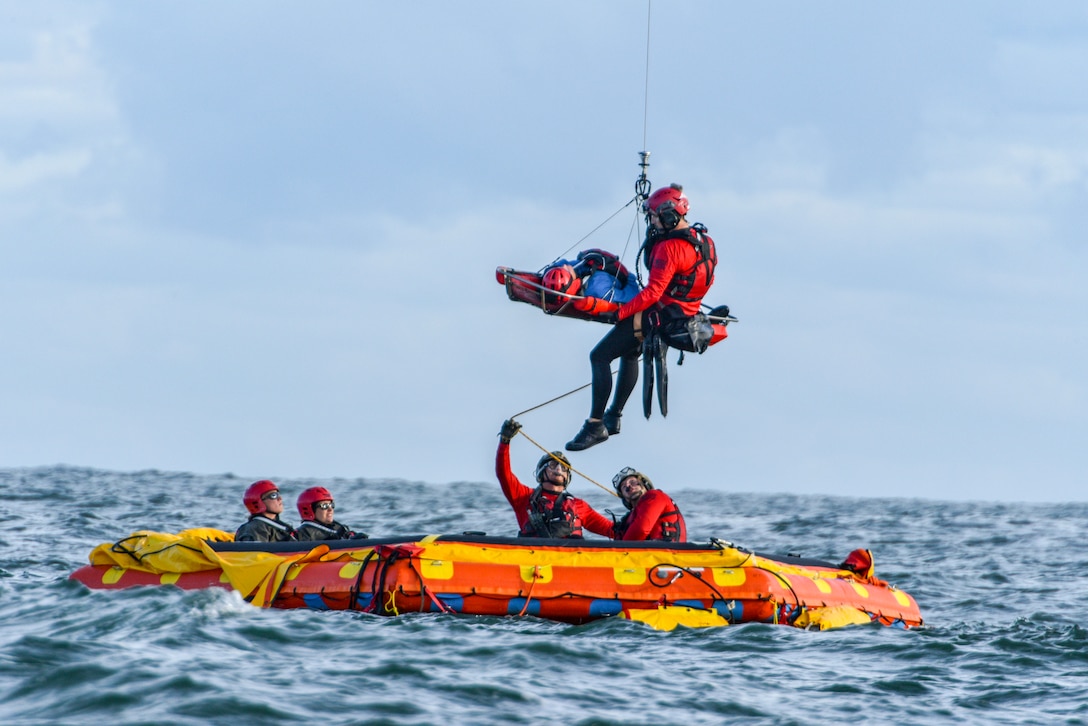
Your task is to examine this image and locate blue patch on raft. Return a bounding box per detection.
[507,598,540,616]
[425,594,464,613]
[303,593,329,610]
[589,600,624,617]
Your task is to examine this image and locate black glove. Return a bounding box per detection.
[600,311,618,325]
[350,532,369,540]
[499,418,522,443]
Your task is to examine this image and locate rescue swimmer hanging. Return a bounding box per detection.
[495,153,737,421]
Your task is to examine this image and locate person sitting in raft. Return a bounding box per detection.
[295,486,368,541]
[565,184,718,452]
[234,480,297,542]
[496,419,614,539]
[610,467,687,542]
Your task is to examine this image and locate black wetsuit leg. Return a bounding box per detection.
[589,317,642,419]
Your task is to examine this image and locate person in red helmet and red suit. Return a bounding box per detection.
[295,486,367,541]
[566,183,717,451]
[609,467,686,542]
[496,419,615,539]
[235,480,297,542]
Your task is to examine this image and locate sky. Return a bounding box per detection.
[2,2,1086,503]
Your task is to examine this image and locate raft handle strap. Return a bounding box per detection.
[516,566,544,617]
[350,549,379,612]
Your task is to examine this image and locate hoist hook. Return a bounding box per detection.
[635,150,652,204]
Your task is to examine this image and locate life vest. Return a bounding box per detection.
[642,224,717,304]
[520,489,584,539]
[235,515,296,543]
[614,494,686,542]
[296,520,355,541]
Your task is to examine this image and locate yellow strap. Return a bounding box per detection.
[385,590,399,616]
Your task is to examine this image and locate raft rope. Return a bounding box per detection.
[411,560,454,615]
[649,562,730,600]
[516,566,544,617]
[367,547,409,615]
[350,549,379,611]
[759,567,803,625]
[707,540,804,624]
[108,534,205,567]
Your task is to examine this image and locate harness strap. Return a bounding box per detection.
[666,228,716,302]
[298,521,338,536]
[524,489,580,538]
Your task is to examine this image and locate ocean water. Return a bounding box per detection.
[1,466,1086,725]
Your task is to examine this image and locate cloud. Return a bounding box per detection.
[0,20,116,130]
[2,2,1087,503]
[0,147,91,192]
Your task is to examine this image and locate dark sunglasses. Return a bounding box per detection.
[315,502,335,511]
[261,491,282,501]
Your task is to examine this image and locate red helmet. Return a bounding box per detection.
[296,486,334,521]
[542,264,581,298]
[243,480,280,515]
[643,184,689,229]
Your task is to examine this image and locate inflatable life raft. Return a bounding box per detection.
[70,532,923,631]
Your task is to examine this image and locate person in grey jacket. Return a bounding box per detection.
[295,486,367,542]
[234,480,296,542]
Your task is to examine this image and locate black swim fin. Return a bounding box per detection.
[642,335,655,419]
[655,339,668,418]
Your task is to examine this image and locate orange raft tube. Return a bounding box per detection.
[70,534,923,629]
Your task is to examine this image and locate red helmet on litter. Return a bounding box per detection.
[296,486,334,521]
[243,480,280,515]
[542,264,581,299]
[841,548,875,579]
[643,184,689,229]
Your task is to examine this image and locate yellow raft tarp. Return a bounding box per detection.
[794,606,874,631]
[87,529,355,607]
[619,605,731,631]
[89,528,231,573]
[619,603,874,633]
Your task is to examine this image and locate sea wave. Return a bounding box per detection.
[1,466,1086,725]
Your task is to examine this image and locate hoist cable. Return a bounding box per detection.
[642,0,652,152]
[550,1,654,272]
